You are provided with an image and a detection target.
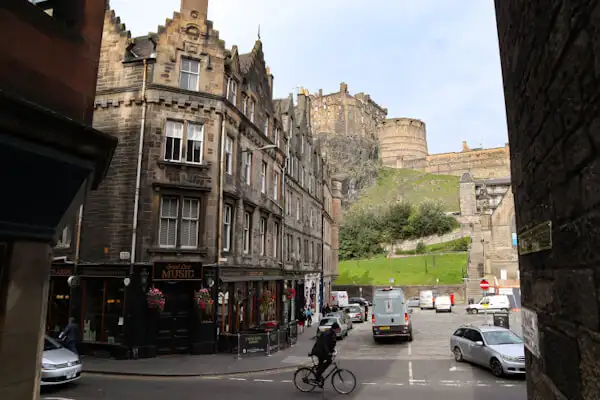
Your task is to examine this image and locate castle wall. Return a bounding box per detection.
[425,145,510,178]
[378,118,429,168]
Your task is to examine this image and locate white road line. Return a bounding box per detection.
[254,379,274,382]
[386,383,404,386]
[408,360,413,383]
[229,378,246,381]
[410,379,426,383]
[476,383,490,387]
[504,384,515,387]
[280,380,292,383]
[440,380,459,383]
[362,382,376,385]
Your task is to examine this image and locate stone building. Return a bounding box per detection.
[0,0,117,397]
[458,173,517,300]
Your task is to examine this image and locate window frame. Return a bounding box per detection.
[223,204,233,252]
[244,151,252,185]
[272,221,279,258]
[225,136,234,175]
[179,57,200,91]
[158,196,179,248]
[259,217,267,256]
[158,196,203,249]
[243,211,251,254]
[185,122,205,165]
[273,170,280,201]
[226,77,238,105]
[260,161,267,194]
[180,198,201,249]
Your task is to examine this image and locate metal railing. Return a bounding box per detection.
[235,321,298,359]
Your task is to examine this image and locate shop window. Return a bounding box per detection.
[46,278,70,335]
[81,279,125,344]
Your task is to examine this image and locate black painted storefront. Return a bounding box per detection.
[46,263,74,337]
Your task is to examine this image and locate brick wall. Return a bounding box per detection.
[496,1,600,399]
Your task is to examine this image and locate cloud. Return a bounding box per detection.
[110,0,507,154]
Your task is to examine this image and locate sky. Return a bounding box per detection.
[110,0,508,154]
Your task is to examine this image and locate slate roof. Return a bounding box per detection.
[125,36,156,61]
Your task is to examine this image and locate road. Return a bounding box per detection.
[42,308,526,400]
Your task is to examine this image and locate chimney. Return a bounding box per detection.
[462,140,470,152]
[340,82,348,94]
[266,66,273,98]
[180,0,208,20]
[318,89,323,97]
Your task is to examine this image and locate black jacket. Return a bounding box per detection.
[312,329,336,358]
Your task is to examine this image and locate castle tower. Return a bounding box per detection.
[378,117,428,168]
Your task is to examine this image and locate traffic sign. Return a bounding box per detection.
[480,279,490,290]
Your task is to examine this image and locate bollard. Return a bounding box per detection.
[267,331,272,356]
[236,333,241,359]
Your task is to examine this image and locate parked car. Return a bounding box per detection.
[466,295,511,314]
[317,316,348,339]
[419,290,434,310]
[326,311,352,330]
[372,287,413,342]
[40,335,82,386]
[450,324,525,377]
[407,296,420,308]
[435,295,452,313]
[349,297,370,320]
[346,304,365,322]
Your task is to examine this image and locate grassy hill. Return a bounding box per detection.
[335,253,467,286]
[349,168,460,212]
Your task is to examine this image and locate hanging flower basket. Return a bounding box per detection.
[259,289,276,314]
[194,288,214,311]
[147,287,165,312]
[285,287,297,298]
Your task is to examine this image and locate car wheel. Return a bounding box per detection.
[453,347,463,362]
[501,308,509,313]
[473,309,479,314]
[408,333,414,342]
[420,307,424,310]
[490,358,504,377]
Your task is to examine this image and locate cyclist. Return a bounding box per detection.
[310,322,340,383]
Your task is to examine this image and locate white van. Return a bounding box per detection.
[372,288,413,343]
[466,294,511,314]
[419,290,434,310]
[435,295,452,313]
[331,291,349,308]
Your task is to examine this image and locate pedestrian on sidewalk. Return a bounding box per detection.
[306,307,312,327]
[323,304,331,314]
[298,308,306,332]
[58,317,79,354]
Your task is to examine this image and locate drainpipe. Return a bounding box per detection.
[216,112,226,334]
[74,203,84,265]
[129,58,149,272]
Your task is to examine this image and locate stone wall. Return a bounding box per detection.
[332,284,466,304]
[379,118,429,167]
[386,228,467,252]
[495,1,600,399]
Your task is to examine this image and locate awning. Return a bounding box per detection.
[220,274,285,283]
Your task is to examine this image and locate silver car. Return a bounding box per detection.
[345,305,364,323]
[326,311,352,330]
[316,316,348,339]
[450,325,525,377]
[41,335,82,386]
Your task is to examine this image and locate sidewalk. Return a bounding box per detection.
[82,327,316,377]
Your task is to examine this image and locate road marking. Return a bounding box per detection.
[408,360,413,382]
[386,382,404,386]
[362,382,376,385]
[281,380,292,383]
[254,379,273,382]
[504,384,516,387]
[229,378,246,381]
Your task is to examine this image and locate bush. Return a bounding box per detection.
[415,241,426,254]
[451,237,471,251]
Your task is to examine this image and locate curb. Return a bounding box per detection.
[83,363,309,378]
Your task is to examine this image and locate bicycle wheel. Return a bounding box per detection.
[331,368,357,395]
[293,367,318,392]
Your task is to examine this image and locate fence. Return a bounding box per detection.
[236,320,299,359]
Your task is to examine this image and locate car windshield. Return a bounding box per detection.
[348,306,361,313]
[483,330,523,345]
[44,336,62,351]
[320,318,337,326]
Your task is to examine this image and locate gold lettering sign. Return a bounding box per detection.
[154,263,201,281]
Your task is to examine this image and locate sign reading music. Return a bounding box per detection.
[153,262,203,281]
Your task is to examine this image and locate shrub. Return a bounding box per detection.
[415,241,426,254]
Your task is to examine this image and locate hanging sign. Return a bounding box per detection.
[153,262,203,281]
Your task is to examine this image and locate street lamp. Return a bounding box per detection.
[241,144,277,153]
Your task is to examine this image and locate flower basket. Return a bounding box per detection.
[259,289,276,315]
[147,287,165,312]
[285,288,296,298]
[194,288,214,312]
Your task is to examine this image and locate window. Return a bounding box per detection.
[264,115,270,136]
[225,136,233,175]
[180,57,200,91]
[181,198,200,248]
[300,166,304,186]
[310,242,315,263]
[55,225,71,249]
[164,121,183,161]
[309,208,314,228]
[159,197,179,248]
[304,239,309,261]
[260,218,267,256]
[243,96,248,115]
[243,212,251,254]
[296,237,302,259]
[273,171,280,201]
[227,77,237,104]
[289,118,293,135]
[261,161,267,193]
[272,222,279,257]
[286,234,293,261]
[301,135,304,153]
[186,123,204,164]
[81,279,124,344]
[274,127,280,146]
[223,204,233,251]
[286,191,292,215]
[244,152,252,185]
[249,99,255,122]
[296,198,301,221]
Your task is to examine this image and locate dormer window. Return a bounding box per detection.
[180,57,200,91]
[226,78,237,105]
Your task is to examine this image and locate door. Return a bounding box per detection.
[465,329,487,366]
[373,297,403,327]
[156,282,193,354]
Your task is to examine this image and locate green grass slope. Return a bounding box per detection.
[336,253,467,286]
[350,168,460,212]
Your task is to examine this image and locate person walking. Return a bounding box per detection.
[59,317,79,354]
[306,307,312,327]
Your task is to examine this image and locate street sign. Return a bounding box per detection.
[479,279,490,290]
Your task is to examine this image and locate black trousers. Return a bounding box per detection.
[315,357,332,378]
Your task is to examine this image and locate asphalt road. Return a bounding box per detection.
[42,308,526,400]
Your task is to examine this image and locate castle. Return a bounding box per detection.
[309,82,511,180]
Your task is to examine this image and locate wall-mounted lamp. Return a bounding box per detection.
[241,144,277,154]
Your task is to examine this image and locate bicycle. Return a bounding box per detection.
[293,351,357,395]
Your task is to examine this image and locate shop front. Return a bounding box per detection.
[46,263,75,337]
[150,261,216,355]
[304,273,321,323]
[73,264,130,359]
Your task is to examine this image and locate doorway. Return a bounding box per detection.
[155,281,193,354]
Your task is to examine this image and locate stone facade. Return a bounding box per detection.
[496,1,600,398]
[379,118,429,166]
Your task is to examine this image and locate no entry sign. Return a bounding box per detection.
[480,279,490,290]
